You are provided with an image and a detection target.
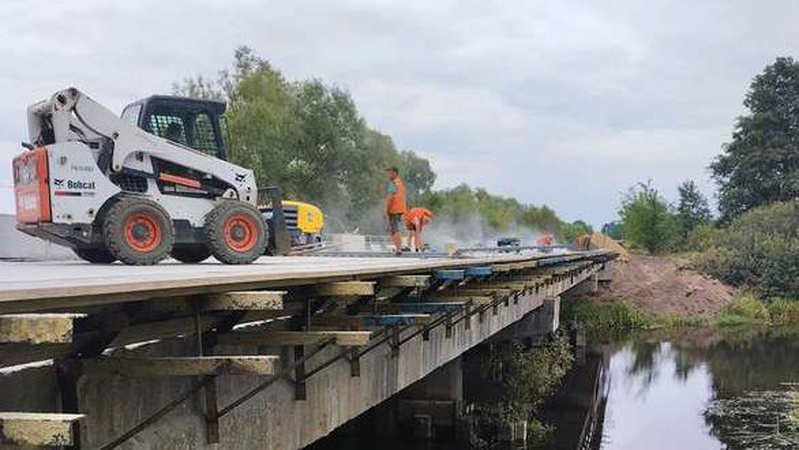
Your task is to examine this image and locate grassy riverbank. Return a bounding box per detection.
[563,294,799,331]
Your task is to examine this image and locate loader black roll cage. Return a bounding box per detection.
[122,95,228,161]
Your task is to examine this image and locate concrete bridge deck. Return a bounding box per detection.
[0,250,615,449]
[0,253,571,312]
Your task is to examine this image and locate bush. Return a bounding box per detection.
[715,292,799,326]
[619,181,679,254]
[563,299,655,330]
[719,293,769,324]
[766,298,799,325]
[686,223,717,252]
[696,201,799,298]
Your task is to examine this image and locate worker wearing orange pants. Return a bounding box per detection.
[405,207,433,252]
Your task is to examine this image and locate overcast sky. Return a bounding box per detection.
[1,0,797,227]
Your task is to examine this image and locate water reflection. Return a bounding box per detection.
[602,341,718,449]
[550,327,799,450]
[310,327,798,449]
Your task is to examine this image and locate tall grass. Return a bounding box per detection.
[716,292,799,327]
[563,299,655,330]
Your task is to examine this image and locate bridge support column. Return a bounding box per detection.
[571,273,599,296]
[597,261,613,285]
[395,357,463,441]
[496,296,561,345]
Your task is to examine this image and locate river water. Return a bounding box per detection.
[545,327,799,450]
[311,327,799,449]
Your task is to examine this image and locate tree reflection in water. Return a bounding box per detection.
[564,327,799,450]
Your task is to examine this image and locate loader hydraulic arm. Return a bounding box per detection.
[26,88,257,204]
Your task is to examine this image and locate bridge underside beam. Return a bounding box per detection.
[316,282,375,297]
[0,314,84,344]
[0,412,84,447]
[216,330,372,347]
[377,275,431,289]
[204,291,286,311]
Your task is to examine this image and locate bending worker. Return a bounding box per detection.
[405,207,433,252]
[385,166,407,254]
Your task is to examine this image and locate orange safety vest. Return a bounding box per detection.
[404,207,432,227]
[386,177,407,214]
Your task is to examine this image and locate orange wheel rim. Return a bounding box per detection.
[223,214,258,252]
[123,213,161,252]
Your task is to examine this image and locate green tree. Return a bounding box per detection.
[173,46,438,232]
[558,220,593,244]
[696,201,799,298]
[676,180,712,245]
[601,221,623,240]
[711,57,799,222]
[398,150,436,205]
[619,180,677,254]
[173,46,578,237]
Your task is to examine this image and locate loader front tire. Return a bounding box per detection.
[103,197,174,265]
[170,245,211,264]
[73,246,117,264]
[205,201,268,265]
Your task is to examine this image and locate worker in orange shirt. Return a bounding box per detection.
[405,207,433,252]
[537,233,554,253]
[385,166,407,254]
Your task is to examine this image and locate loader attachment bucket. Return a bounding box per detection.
[259,186,292,256]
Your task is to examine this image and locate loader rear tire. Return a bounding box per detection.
[73,247,117,264]
[205,201,268,265]
[103,197,174,265]
[170,245,211,264]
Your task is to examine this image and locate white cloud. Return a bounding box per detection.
[0,0,797,225]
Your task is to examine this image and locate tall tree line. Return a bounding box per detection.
[175,47,579,237]
[175,47,435,231]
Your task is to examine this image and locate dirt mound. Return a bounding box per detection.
[594,254,735,317]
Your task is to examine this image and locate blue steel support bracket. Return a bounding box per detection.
[363,314,430,327]
[435,269,466,280]
[394,302,466,314]
[464,266,493,277]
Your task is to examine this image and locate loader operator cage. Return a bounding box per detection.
[121,96,227,160]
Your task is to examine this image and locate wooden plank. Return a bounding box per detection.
[217,330,371,347]
[378,275,431,288]
[0,314,84,344]
[85,356,279,377]
[204,291,285,311]
[491,264,512,273]
[0,412,84,446]
[316,281,375,297]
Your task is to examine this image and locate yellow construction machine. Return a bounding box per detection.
[260,200,325,248]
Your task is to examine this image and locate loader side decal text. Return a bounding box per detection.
[53,179,97,196]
